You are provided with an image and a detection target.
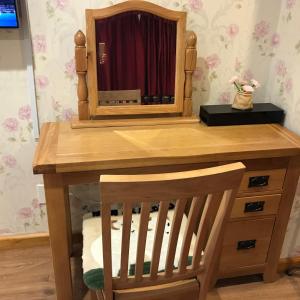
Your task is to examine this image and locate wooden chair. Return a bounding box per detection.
[82,163,245,300]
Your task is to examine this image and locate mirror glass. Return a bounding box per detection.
[95,11,177,106]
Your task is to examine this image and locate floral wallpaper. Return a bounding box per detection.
[0,0,300,258]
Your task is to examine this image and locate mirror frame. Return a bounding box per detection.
[85,1,186,117]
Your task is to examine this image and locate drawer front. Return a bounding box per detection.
[238,169,286,195]
[231,194,281,219]
[219,218,274,273]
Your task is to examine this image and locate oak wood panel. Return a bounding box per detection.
[32,122,59,174]
[120,202,133,281]
[71,115,199,129]
[183,31,197,117]
[0,232,49,250]
[150,201,170,280]
[236,157,289,171]
[218,264,266,278]
[33,123,300,174]
[230,194,281,219]
[114,279,200,300]
[238,169,286,195]
[219,218,275,273]
[74,30,89,120]
[165,198,188,276]
[263,156,300,282]
[100,163,245,202]
[135,202,151,281]
[43,174,73,300]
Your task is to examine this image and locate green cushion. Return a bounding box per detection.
[83,258,193,290]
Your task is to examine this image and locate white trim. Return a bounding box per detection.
[23,0,40,139]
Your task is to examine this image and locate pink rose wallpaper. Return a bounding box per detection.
[2,155,17,168]
[18,105,32,121]
[0,0,299,259]
[32,34,47,54]
[253,20,270,40]
[205,54,220,70]
[2,118,19,132]
[227,24,239,39]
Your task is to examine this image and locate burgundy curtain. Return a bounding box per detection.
[96,12,145,93]
[140,13,176,97]
[95,12,176,100]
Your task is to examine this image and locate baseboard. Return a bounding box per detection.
[278,256,300,273]
[0,232,83,251]
[1,232,300,273]
[0,232,49,250]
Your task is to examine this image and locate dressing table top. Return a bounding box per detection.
[33,122,300,174]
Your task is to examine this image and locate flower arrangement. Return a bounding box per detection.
[230,76,260,110]
[229,76,260,93]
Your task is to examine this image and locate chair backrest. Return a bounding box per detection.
[99,163,245,300]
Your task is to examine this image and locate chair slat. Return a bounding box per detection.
[101,203,113,300]
[135,202,151,281]
[202,190,233,265]
[178,196,205,273]
[194,192,224,269]
[165,198,188,277]
[192,194,218,269]
[120,202,133,281]
[150,201,170,279]
[197,190,237,300]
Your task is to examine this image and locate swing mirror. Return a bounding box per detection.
[85,1,186,118]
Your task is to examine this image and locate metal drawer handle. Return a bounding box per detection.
[248,175,270,188]
[244,201,265,213]
[237,239,256,250]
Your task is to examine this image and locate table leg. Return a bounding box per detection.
[64,187,73,256]
[263,156,300,282]
[44,174,73,300]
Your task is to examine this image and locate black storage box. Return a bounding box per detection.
[200,103,284,126]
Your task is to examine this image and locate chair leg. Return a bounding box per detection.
[88,289,105,300]
[96,290,105,300]
[90,290,98,300]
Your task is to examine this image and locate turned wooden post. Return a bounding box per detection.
[183,31,197,117]
[75,30,89,120]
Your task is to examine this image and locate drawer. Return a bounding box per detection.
[230,194,281,219]
[219,218,274,273]
[238,169,286,195]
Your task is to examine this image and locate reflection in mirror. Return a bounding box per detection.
[95,11,177,106]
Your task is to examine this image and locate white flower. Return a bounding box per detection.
[229,76,239,84]
[242,85,254,92]
[250,79,260,88]
[239,79,248,85]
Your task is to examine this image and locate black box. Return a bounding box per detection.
[200,103,284,126]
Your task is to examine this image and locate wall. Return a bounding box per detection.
[265,0,300,258]
[0,5,47,234]
[0,0,300,258]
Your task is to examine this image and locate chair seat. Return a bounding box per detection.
[82,209,196,290]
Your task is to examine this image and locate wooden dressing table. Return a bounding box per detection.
[33,121,300,300]
[32,2,300,299]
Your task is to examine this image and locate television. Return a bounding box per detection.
[0,0,19,28]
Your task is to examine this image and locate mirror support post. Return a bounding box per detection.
[75,30,89,120]
[183,31,197,117]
